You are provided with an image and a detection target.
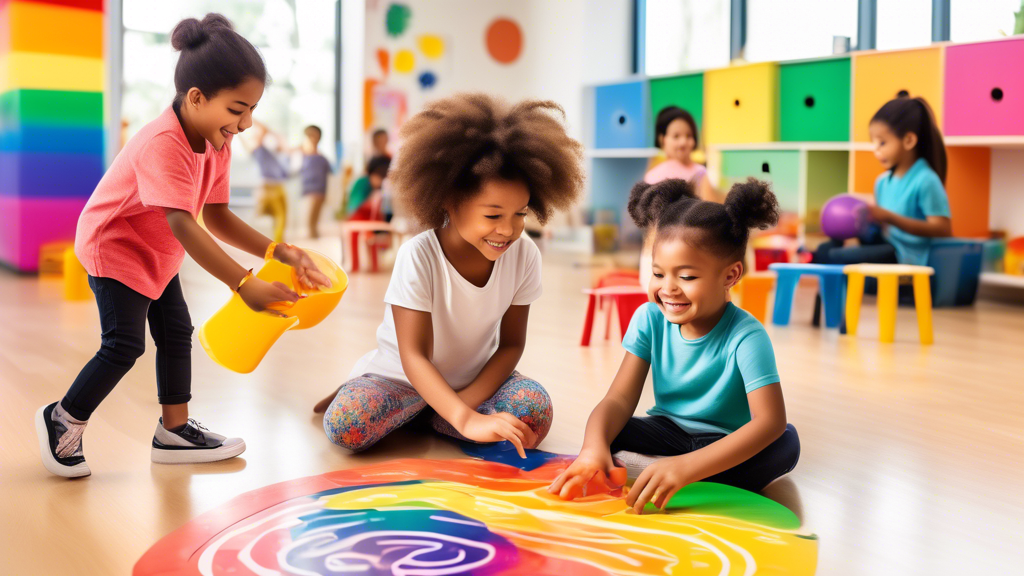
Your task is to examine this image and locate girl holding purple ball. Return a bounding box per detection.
[814,97,951,266]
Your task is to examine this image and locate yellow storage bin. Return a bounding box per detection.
[704,62,779,144]
[852,47,943,142]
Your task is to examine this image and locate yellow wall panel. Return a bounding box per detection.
[0,52,104,92]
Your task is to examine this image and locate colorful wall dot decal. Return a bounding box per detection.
[385,3,411,37]
[394,49,415,74]
[375,48,389,76]
[418,71,437,89]
[418,34,446,59]
[134,454,818,575]
[486,17,523,64]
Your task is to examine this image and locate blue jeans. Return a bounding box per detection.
[610,415,800,492]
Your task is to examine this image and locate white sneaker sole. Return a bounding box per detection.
[35,405,91,478]
[151,439,246,464]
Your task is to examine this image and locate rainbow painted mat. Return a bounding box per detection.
[134,447,817,575]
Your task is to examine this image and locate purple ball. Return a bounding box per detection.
[821,194,870,240]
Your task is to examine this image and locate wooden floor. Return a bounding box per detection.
[2,236,1023,575]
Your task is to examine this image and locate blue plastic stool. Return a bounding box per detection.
[769,263,847,328]
[926,238,984,307]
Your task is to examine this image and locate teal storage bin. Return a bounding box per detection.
[927,238,984,307]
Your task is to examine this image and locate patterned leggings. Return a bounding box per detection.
[323,371,553,452]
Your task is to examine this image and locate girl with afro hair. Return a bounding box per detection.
[550,178,800,511]
[317,94,585,455]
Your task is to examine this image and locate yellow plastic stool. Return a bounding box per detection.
[844,264,935,344]
[62,247,91,301]
[732,272,775,324]
[199,248,348,373]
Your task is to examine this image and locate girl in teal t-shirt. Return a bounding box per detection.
[815,97,952,266]
[550,178,799,513]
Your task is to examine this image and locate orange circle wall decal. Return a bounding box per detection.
[486,18,522,64]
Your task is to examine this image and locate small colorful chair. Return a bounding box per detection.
[580,285,648,346]
[732,272,775,324]
[843,264,935,344]
[768,263,847,328]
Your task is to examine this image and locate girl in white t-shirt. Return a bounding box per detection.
[315,94,585,455]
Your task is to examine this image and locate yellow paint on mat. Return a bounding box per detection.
[394,49,416,73]
[418,34,446,59]
[0,52,105,92]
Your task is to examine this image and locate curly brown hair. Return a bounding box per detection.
[389,93,586,228]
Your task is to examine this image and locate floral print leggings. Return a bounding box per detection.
[323,371,553,451]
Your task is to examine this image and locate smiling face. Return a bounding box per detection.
[649,233,742,337]
[660,118,696,164]
[869,120,917,172]
[185,76,265,151]
[448,179,530,261]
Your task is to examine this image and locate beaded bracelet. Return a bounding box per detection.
[234,269,254,293]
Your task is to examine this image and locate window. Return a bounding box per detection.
[951,0,1022,42]
[876,0,933,51]
[745,0,858,62]
[644,0,731,76]
[121,0,336,192]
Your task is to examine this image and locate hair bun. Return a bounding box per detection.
[627,178,698,230]
[171,13,234,51]
[724,177,780,232]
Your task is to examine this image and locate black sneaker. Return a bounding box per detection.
[35,402,91,478]
[151,418,245,464]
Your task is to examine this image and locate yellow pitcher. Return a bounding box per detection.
[199,248,348,373]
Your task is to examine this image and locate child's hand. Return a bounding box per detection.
[238,277,301,316]
[459,412,537,458]
[625,455,695,514]
[277,244,332,291]
[867,204,894,224]
[548,448,623,500]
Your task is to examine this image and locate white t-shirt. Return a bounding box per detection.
[348,230,543,390]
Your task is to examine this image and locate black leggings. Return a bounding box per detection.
[610,415,800,492]
[60,275,193,421]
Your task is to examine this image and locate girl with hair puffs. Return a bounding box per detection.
[316,94,585,456]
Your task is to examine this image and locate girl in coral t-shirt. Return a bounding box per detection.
[35,14,329,478]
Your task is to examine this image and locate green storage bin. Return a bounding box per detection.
[649,73,703,144]
[779,58,851,142]
[720,150,800,213]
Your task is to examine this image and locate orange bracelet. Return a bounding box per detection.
[264,241,278,261]
[234,269,254,292]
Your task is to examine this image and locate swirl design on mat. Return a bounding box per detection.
[137,457,817,576]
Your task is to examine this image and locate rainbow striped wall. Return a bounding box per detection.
[0,0,105,272]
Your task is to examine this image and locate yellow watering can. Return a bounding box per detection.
[198,248,348,373]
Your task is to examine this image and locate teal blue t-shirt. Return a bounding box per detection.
[622,302,780,435]
[875,157,951,266]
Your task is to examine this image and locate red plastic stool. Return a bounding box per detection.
[581,285,649,346]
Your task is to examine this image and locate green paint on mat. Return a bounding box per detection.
[644,481,802,530]
[386,3,411,37]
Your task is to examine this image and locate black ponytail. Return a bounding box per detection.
[170,13,269,108]
[627,178,698,231]
[870,96,947,183]
[655,178,779,263]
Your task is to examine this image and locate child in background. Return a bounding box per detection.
[645,106,719,202]
[549,178,799,512]
[244,119,290,242]
[345,155,392,219]
[36,14,329,478]
[299,125,333,239]
[315,94,585,456]
[815,97,951,266]
[371,128,391,158]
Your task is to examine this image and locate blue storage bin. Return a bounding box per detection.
[594,82,647,149]
[927,238,984,307]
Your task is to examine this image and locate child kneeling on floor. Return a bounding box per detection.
[550,177,800,512]
[315,93,585,456]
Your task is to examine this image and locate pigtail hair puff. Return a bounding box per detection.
[724,178,780,238]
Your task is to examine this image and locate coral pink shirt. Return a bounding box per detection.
[75,106,232,299]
